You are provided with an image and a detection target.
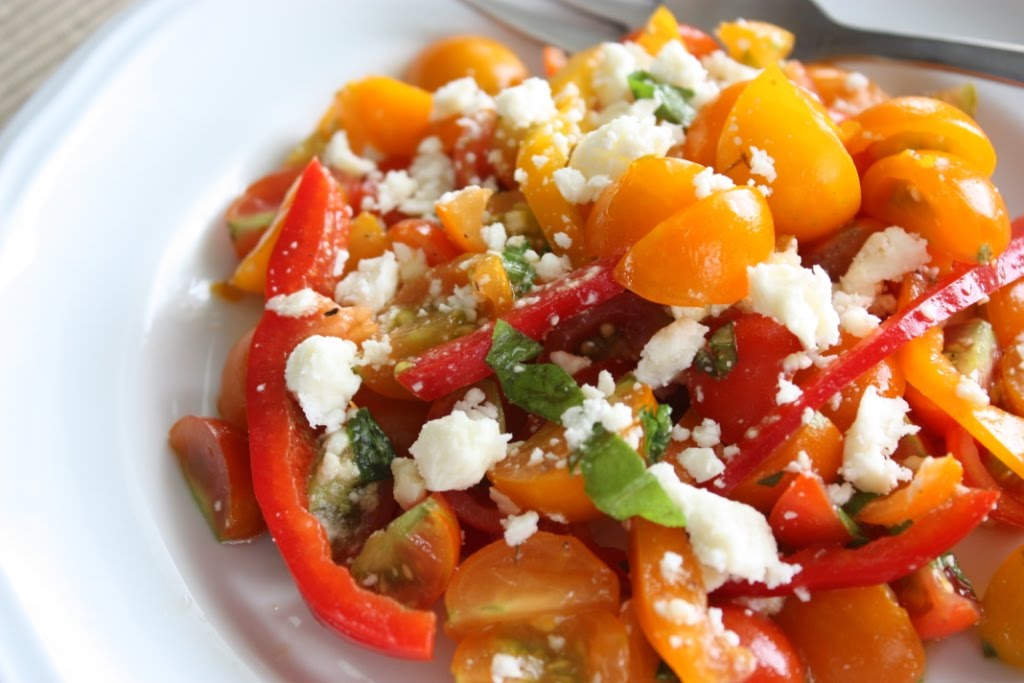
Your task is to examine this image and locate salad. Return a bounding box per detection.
[167,6,1024,681]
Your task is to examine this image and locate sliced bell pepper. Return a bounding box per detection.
[395,258,623,401]
[946,424,1024,528]
[246,158,436,659]
[768,473,853,549]
[898,326,1024,480]
[717,234,1024,493]
[714,487,998,598]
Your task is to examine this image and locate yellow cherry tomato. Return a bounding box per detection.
[861,150,1010,263]
[404,35,527,95]
[979,544,1024,667]
[717,64,860,241]
[615,186,774,306]
[716,19,795,67]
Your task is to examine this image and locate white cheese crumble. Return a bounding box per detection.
[832,290,881,338]
[692,418,721,448]
[493,77,557,129]
[650,40,720,108]
[391,241,429,283]
[701,50,761,86]
[776,377,802,405]
[430,77,494,121]
[840,227,931,298]
[844,71,870,93]
[649,463,800,591]
[266,288,333,318]
[956,375,990,406]
[322,130,377,178]
[358,335,392,369]
[591,41,652,108]
[561,384,634,449]
[334,250,399,312]
[692,166,736,200]
[501,510,540,546]
[747,262,840,351]
[362,136,455,216]
[491,653,545,683]
[481,221,508,252]
[678,447,726,483]
[635,318,709,388]
[549,350,592,376]
[554,113,680,205]
[654,598,702,625]
[285,335,362,433]
[827,481,855,506]
[535,252,573,282]
[660,550,687,584]
[748,146,777,184]
[409,411,511,491]
[489,486,522,515]
[841,386,917,494]
[452,386,500,421]
[391,457,427,510]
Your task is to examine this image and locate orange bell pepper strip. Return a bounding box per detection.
[898,326,1024,480]
[855,456,963,527]
[946,424,1024,528]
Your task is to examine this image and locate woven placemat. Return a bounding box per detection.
[0,0,136,127]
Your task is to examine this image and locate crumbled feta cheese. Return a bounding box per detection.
[671,304,731,322]
[364,169,417,214]
[702,50,761,86]
[650,40,720,108]
[785,450,814,474]
[334,250,400,312]
[431,77,494,121]
[285,335,361,433]
[678,447,726,483]
[501,510,539,546]
[649,463,800,590]
[358,335,392,369]
[561,384,635,449]
[591,41,652,107]
[654,598,702,625]
[692,166,736,200]
[534,252,573,282]
[747,262,840,350]
[956,375,990,406]
[556,114,679,204]
[409,411,511,491]
[322,130,377,177]
[491,653,545,683]
[841,386,917,494]
[266,288,332,318]
[635,318,709,388]
[481,221,508,252]
[827,482,855,506]
[660,550,687,584]
[489,486,521,516]
[749,146,777,184]
[391,457,427,510]
[439,283,480,322]
[391,241,428,283]
[671,425,691,442]
[550,350,592,376]
[776,377,802,405]
[494,78,557,129]
[553,231,574,249]
[840,227,930,297]
[452,386,500,421]
[832,290,881,337]
[844,71,870,93]
[692,418,721,448]
[364,136,455,216]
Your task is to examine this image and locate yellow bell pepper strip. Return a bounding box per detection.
[899,327,1024,479]
[716,232,1024,494]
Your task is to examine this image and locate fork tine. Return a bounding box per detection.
[460,0,623,53]
[553,0,652,33]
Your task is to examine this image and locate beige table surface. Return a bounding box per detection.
[0,0,136,127]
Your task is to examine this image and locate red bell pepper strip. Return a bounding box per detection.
[946,425,1024,528]
[714,488,999,598]
[716,234,1024,493]
[396,258,623,401]
[768,473,853,549]
[246,159,436,659]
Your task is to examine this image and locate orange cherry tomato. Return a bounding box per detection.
[629,518,755,682]
[450,609,631,682]
[435,185,494,253]
[585,156,703,259]
[979,543,1024,666]
[769,473,853,549]
[216,326,254,429]
[716,20,795,67]
[346,211,389,271]
[847,96,997,176]
[861,150,1011,264]
[404,35,527,95]
[630,6,719,58]
[335,76,433,158]
[682,81,747,167]
[167,416,264,542]
[800,216,886,282]
[444,532,620,639]
[349,494,460,610]
[717,64,860,241]
[388,218,462,265]
[986,277,1024,347]
[615,186,774,306]
[717,605,806,683]
[855,455,963,527]
[776,585,926,683]
[467,252,514,317]
[893,557,981,641]
[1000,341,1024,418]
[804,65,887,118]
[225,167,303,258]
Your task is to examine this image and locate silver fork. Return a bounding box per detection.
[463,0,1024,83]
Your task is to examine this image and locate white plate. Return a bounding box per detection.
[0,1,1021,681]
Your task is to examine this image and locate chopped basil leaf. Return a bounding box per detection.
[486,321,584,423]
[842,490,881,517]
[757,471,785,487]
[627,70,697,126]
[936,552,976,594]
[888,519,914,536]
[501,240,536,296]
[346,407,397,485]
[576,427,686,527]
[836,506,867,543]
[640,404,673,463]
[655,661,682,681]
[694,322,738,379]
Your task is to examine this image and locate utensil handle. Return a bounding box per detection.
[824,27,1024,83]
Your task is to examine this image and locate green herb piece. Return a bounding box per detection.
[978,243,993,264]
[843,490,881,517]
[982,640,999,659]
[694,322,738,379]
[627,71,697,126]
[640,404,673,463]
[936,552,976,593]
[576,428,686,527]
[345,407,397,485]
[837,506,867,544]
[501,240,537,296]
[757,471,785,487]
[888,519,914,536]
[486,321,584,423]
[655,661,682,681]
